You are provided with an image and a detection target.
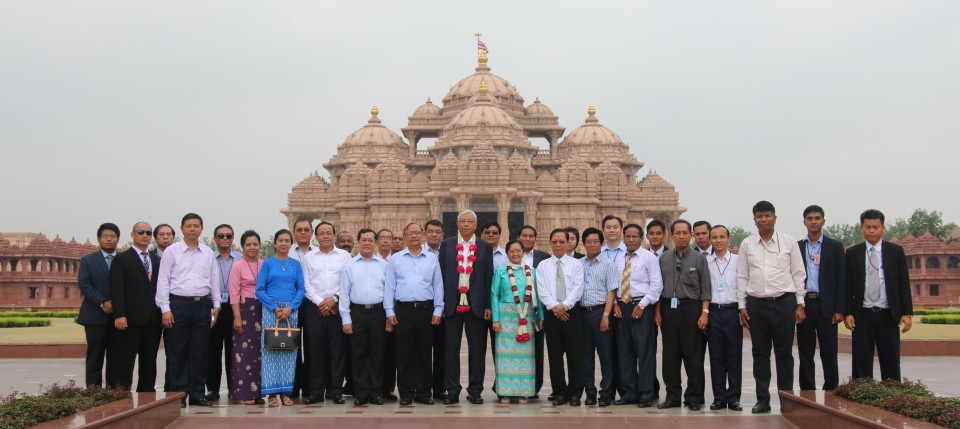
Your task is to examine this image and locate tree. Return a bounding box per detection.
[728,226,751,248]
[823,223,862,246]
[884,209,957,242]
[260,238,276,258]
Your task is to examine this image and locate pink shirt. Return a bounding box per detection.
[229,258,263,304]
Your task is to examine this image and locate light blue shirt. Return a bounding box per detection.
[863,241,888,309]
[340,254,387,325]
[215,251,243,303]
[384,248,444,318]
[492,246,507,271]
[804,235,822,293]
[600,242,627,274]
[581,254,619,307]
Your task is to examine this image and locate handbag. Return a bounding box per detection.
[263,318,301,350]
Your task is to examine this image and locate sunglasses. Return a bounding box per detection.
[217,233,234,239]
[135,230,153,236]
[295,228,312,233]
[482,230,500,235]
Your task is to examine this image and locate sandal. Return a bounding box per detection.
[268,396,279,407]
[281,395,294,406]
[243,400,256,405]
[500,398,510,405]
[518,398,528,405]
[254,398,265,405]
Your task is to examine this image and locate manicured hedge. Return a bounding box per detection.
[835,378,960,429]
[922,315,960,324]
[0,382,129,429]
[0,311,78,318]
[914,309,960,315]
[0,318,51,328]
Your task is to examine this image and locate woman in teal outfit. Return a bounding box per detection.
[491,240,545,404]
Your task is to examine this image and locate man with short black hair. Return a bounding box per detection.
[482,221,507,270]
[376,229,394,261]
[646,220,669,258]
[151,224,175,259]
[340,228,387,405]
[206,224,242,401]
[580,227,618,406]
[337,231,355,254]
[706,225,743,411]
[424,220,444,256]
[78,222,120,388]
[289,216,315,399]
[566,226,585,259]
[693,221,713,256]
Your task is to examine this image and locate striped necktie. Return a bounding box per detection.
[141,251,151,277]
[621,254,632,303]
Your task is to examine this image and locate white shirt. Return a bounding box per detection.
[155,240,220,313]
[648,245,667,259]
[863,241,889,308]
[422,243,441,256]
[708,251,739,305]
[536,254,584,311]
[736,232,806,309]
[625,247,663,309]
[302,247,351,305]
[522,250,534,269]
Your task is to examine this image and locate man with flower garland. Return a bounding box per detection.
[438,210,494,405]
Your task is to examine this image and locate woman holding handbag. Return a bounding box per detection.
[255,229,305,407]
[229,230,265,405]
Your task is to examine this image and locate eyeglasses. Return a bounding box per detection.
[316,231,335,236]
[482,230,500,235]
[216,234,234,239]
[135,230,153,236]
[295,228,312,233]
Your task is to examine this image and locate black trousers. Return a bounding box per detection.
[707,305,742,403]
[433,319,445,397]
[292,297,310,397]
[84,323,112,387]
[851,307,901,381]
[544,306,584,400]
[746,294,796,402]
[535,329,545,395]
[164,295,212,402]
[107,323,162,392]
[660,299,706,405]
[582,306,615,399]
[616,300,657,402]
[797,297,839,390]
[206,304,233,396]
[443,310,487,397]
[395,301,434,399]
[350,304,385,401]
[302,301,345,396]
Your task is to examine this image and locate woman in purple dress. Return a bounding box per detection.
[229,230,264,405]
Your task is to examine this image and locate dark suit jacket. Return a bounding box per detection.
[845,241,912,323]
[798,235,848,319]
[77,251,113,326]
[149,248,160,260]
[532,250,550,268]
[439,236,493,318]
[109,248,162,326]
[572,252,585,259]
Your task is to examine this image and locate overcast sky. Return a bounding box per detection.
[2,1,958,244]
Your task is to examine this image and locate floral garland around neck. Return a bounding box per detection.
[455,239,478,313]
[508,264,534,342]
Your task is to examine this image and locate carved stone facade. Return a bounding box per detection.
[0,233,97,310]
[890,232,960,308]
[282,50,686,247]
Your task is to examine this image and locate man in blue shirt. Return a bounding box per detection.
[341,228,388,406]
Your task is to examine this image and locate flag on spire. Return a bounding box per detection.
[478,40,488,53]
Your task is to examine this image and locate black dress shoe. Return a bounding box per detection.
[728,401,742,411]
[584,397,597,406]
[657,400,681,409]
[303,394,324,404]
[598,397,611,407]
[568,398,581,406]
[369,396,384,405]
[466,395,483,405]
[204,392,220,401]
[332,395,345,404]
[688,403,702,411]
[548,393,557,401]
[399,398,413,406]
[434,392,446,400]
[710,401,726,410]
[354,398,368,406]
[414,396,434,405]
[614,398,637,405]
[752,400,771,414]
[382,393,398,401]
[443,396,459,405]
[552,396,568,406]
[637,401,653,408]
[189,398,213,407]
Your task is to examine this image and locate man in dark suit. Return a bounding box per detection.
[150,224,175,259]
[796,205,847,391]
[108,221,163,392]
[518,224,550,398]
[77,222,120,387]
[439,210,493,405]
[844,209,912,382]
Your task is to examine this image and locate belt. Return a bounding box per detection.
[710,303,738,310]
[864,307,888,312]
[351,303,384,310]
[396,300,433,308]
[619,296,645,305]
[805,292,819,299]
[583,304,605,312]
[170,294,210,302]
[749,293,790,302]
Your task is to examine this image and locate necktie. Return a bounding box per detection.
[621,254,632,303]
[141,251,150,277]
[555,261,567,302]
[868,247,881,301]
[105,254,113,269]
[702,250,708,256]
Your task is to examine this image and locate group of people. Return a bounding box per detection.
[76,201,913,413]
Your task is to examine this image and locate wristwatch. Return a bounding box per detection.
[333,295,339,303]
[602,312,610,317]
[702,308,710,314]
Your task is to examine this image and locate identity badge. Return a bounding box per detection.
[670,297,679,309]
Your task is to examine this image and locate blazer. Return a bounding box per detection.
[798,235,848,319]
[845,241,912,323]
[532,250,550,268]
[148,248,161,260]
[77,251,113,326]
[439,236,494,318]
[109,248,162,326]
[571,251,586,260]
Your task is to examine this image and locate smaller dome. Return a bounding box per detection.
[412,98,441,117]
[340,106,406,148]
[526,97,554,116]
[444,88,522,131]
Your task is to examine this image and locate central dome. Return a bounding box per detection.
[441,52,525,117]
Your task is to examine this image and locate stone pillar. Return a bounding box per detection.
[456,194,472,212]
[406,131,418,159]
[429,198,443,221]
[524,198,538,230]
[549,131,561,160]
[497,195,511,245]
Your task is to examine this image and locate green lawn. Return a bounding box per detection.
[838,316,960,340]
[0,318,85,344]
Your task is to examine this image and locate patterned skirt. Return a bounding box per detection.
[495,303,536,397]
[230,297,263,400]
[261,303,298,396]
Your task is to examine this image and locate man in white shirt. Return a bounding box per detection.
[301,221,352,405]
[736,201,806,414]
[706,225,742,411]
[536,229,585,406]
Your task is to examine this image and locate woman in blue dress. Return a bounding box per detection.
[255,229,304,407]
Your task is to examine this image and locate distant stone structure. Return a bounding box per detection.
[282,47,685,246]
[891,231,960,308]
[0,233,97,310]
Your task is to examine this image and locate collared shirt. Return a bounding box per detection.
[340,254,388,325]
[215,250,243,303]
[491,246,507,271]
[536,254,584,310]
[696,245,714,257]
[302,247,351,306]
[804,235,823,293]
[384,248,444,317]
[625,247,663,309]
[708,251,738,304]
[600,242,627,275]
[155,240,220,313]
[154,248,164,259]
[522,250,534,269]
[863,241,889,308]
[648,245,667,259]
[101,249,118,260]
[580,254,618,307]
[736,232,807,308]
[660,249,712,301]
[289,244,316,263]
[131,245,152,276]
[422,243,441,256]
